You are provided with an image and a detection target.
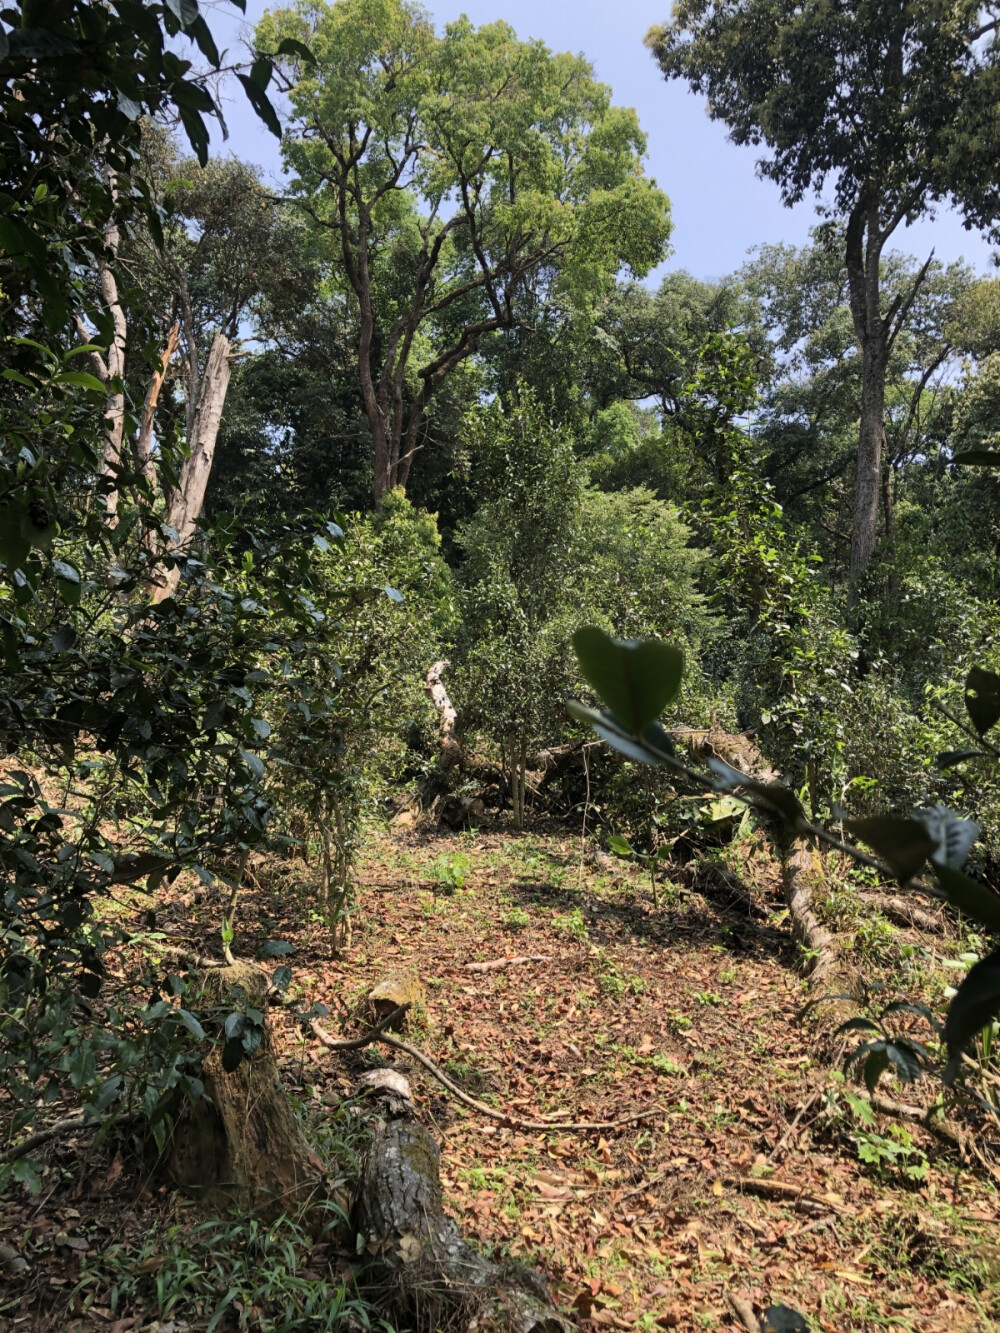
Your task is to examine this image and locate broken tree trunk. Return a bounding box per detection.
[154,330,232,601]
[425,659,461,771]
[164,963,322,1219]
[353,1070,573,1333]
[136,320,181,493]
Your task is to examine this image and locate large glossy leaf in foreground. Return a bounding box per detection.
[944,948,1000,1077]
[572,627,683,734]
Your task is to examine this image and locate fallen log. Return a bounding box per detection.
[783,838,839,989]
[352,1069,573,1333]
[872,894,948,935]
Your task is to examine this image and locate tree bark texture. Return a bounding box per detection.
[425,659,461,770]
[136,320,181,493]
[97,222,128,520]
[353,1074,573,1333]
[851,335,888,578]
[154,331,232,600]
[164,964,322,1220]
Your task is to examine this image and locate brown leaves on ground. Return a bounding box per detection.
[3,826,999,1332]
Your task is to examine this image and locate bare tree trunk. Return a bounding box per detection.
[153,331,231,600]
[80,215,128,522]
[136,320,181,492]
[354,1071,572,1333]
[850,334,888,578]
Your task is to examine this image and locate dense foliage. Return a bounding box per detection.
[4,0,1000,1272]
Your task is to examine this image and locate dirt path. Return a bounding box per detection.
[288,827,998,1333]
[5,825,999,1332]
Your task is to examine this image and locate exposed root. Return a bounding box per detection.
[311,1018,663,1133]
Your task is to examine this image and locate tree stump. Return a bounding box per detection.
[352,1071,573,1333]
[164,963,322,1219]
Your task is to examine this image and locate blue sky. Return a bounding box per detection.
[206,0,996,283]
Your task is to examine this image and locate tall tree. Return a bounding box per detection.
[261,0,672,504]
[738,232,976,573]
[647,1,1000,580]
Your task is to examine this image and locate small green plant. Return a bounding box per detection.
[552,908,589,941]
[598,963,627,999]
[431,851,471,895]
[694,990,722,1007]
[69,1210,379,1332]
[648,1054,686,1076]
[801,986,939,1095]
[606,833,671,907]
[855,1124,930,1183]
[503,906,531,931]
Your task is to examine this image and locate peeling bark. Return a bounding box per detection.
[97,221,128,521]
[425,659,460,770]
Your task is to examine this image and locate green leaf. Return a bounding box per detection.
[936,750,986,769]
[844,816,937,884]
[51,625,77,653]
[944,948,1000,1074]
[572,627,684,734]
[935,865,1000,932]
[178,106,210,167]
[884,1042,922,1083]
[239,749,264,779]
[249,58,272,90]
[384,585,405,602]
[271,964,293,991]
[913,805,979,869]
[965,667,1000,736]
[235,73,281,139]
[834,1017,882,1036]
[251,717,271,739]
[224,1012,247,1039]
[606,834,634,857]
[7,28,79,59]
[188,14,220,67]
[177,1009,206,1041]
[707,758,804,826]
[165,0,199,27]
[760,1306,809,1333]
[258,939,292,959]
[862,1046,891,1097]
[222,1037,245,1072]
[276,36,316,63]
[953,450,1000,467]
[11,1158,42,1194]
[53,370,107,393]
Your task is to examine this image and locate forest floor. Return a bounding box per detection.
[4,823,1000,1333]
